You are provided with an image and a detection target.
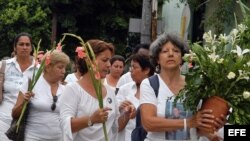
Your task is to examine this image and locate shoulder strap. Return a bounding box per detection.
[135,75,159,127]
[148,75,159,98]
[0,60,6,103]
[0,60,6,73]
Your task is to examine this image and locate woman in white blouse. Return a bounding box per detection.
[0,32,37,141]
[12,50,70,141]
[140,33,225,141]
[104,55,125,93]
[59,40,135,141]
[116,54,155,141]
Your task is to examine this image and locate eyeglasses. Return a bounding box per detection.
[51,96,58,111]
[129,66,141,71]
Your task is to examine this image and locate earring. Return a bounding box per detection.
[155,64,160,72]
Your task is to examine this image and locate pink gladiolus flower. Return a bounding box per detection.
[56,43,62,51]
[75,46,83,52]
[45,55,51,66]
[75,46,86,59]
[95,72,101,80]
[188,63,193,68]
[78,51,86,59]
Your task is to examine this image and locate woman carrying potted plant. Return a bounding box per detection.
[139,33,226,141]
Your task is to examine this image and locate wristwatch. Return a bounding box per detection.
[88,117,94,126]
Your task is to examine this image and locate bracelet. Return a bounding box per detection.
[88,116,94,127]
[184,118,187,132]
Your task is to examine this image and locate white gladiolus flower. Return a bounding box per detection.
[217,58,224,64]
[243,76,249,80]
[227,72,236,79]
[219,33,228,43]
[212,46,216,52]
[247,61,250,66]
[231,45,250,57]
[208,53,219,62]
[204,46,211,51]
[243,91,250,99]
[238,24,247,33]
[238,70,243,76]
[203,30,213,43]
[230,28,239,37]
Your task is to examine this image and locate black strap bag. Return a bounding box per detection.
[131,75,159,141]
[5,102,30,141]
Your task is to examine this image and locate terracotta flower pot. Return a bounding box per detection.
[200,96,229,133]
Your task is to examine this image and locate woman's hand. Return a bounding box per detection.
[23,91,34,102]
[213,114,226,131]
[90,107,112,124]
[193,110,226,139]
[189,109,215,129]
[119,100,136,119]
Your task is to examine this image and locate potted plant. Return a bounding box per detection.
[175,21,250,126]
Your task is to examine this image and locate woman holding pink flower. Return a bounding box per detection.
[0,32,37,141]
[12,50,70,141]
[60,39,134,141]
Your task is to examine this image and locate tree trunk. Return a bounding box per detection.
[51,12,57,47]
[151,0,157,41]
[140,0,152,44]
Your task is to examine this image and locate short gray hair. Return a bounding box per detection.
[150,32,187,67]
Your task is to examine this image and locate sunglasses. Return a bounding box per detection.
[51,96,58,111]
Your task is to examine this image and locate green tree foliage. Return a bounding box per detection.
[0,0,142,60]
[0,0,51,58]
[57,0,142,58]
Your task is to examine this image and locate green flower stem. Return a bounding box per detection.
[15,101,28,132]
[64,33,109,141]
[15,39,57,133]
[103,123,108,141]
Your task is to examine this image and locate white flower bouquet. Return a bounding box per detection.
[175,23,250,125]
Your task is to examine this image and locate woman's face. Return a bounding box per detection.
[109,60,124,77]
[96,50,112,79]
[130,60,149,84]
[47,62,67,82]
[158,42,182,70]
[15,36,32,57]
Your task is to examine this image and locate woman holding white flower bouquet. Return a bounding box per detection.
[140,33,226,141]
[0,32,37,141]
[12,50,70,141]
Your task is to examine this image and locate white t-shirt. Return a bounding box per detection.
[103,78,116,92]
[64,73,78,83]
[59,82,119,141]
[140,74,198,141]
[0,57,36,125]
[116,72,133,88]
[116,82,139,141]
[20,75,64,140]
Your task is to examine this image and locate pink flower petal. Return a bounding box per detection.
[56,43,62,51]
[45,55,51,66]
[77,51,86,59]
[75,46,83,52]
[95,72,101,80]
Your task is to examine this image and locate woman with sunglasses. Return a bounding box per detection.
[12,50,70,141]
